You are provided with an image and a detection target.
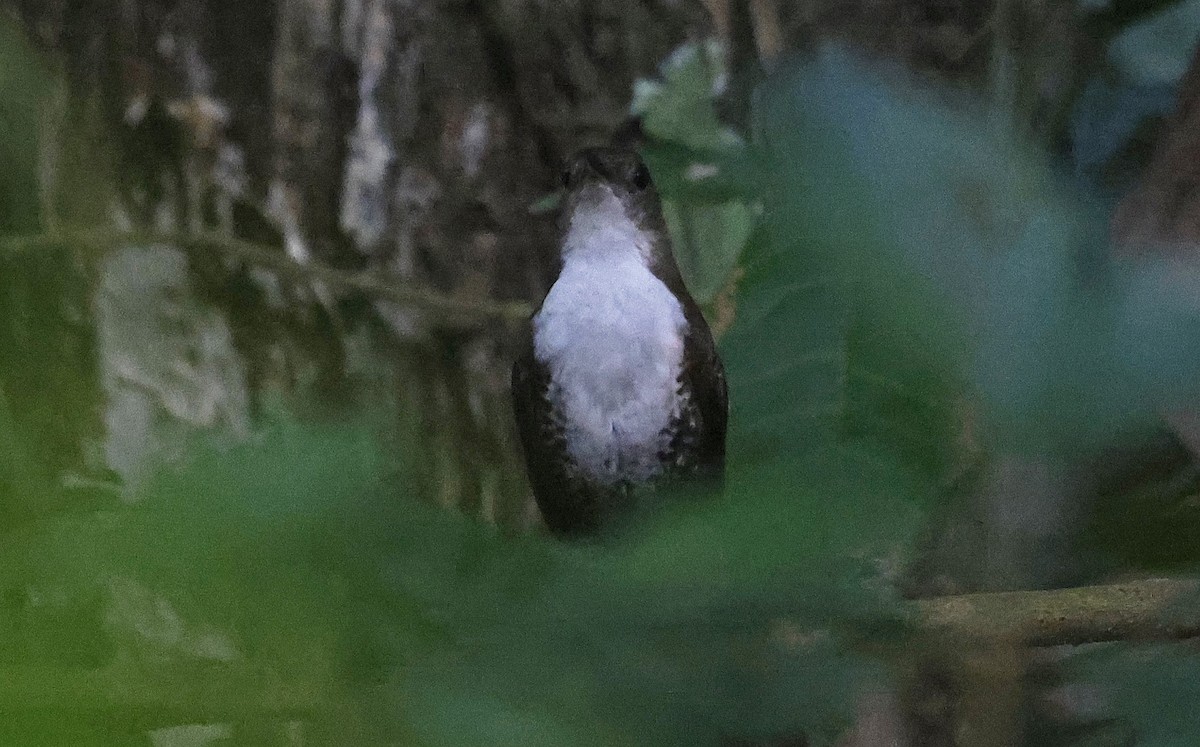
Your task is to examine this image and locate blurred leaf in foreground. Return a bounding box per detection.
[728,48,971,480]
[0,246,101,524]
[393,449,923,747]
[0,398,925,745]
[745,47,1200,583]
[0,416,388,741]
[749,46,1200,463]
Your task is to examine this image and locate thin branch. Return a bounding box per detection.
[913,577,1200,647]
[0,229,534,326]
[748,0,783,67]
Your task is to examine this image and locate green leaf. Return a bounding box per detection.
[631,40,739,152]
[633,41,758,303]
[726,50,968,478]
[662,198,754,303]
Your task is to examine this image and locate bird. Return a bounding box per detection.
[511,146,728,537]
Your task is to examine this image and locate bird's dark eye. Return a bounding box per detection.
[632,164,651,190]
[560,168,572,189]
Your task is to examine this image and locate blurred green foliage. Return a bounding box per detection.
[0,417,386,742]
[0,396,919,744]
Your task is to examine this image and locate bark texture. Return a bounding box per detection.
[15,0,710,300]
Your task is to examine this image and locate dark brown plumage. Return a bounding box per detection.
[512,147,727,536]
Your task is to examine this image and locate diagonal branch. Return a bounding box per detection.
[913,577,1200,647]
[0,229,534,326]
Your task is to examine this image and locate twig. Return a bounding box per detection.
[748,0,784,67]
[913,577,1200,647]
[700,0,732,43]
[0,229,534,326]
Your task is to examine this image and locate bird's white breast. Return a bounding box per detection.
[533,192,685,484]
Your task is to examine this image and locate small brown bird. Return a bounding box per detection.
[511,147,728,536]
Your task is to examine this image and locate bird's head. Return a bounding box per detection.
[557,147,673,269]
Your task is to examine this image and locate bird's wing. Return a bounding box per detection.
[676,317,728,476]
[511,340,607,534]
[658,296,729,483]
